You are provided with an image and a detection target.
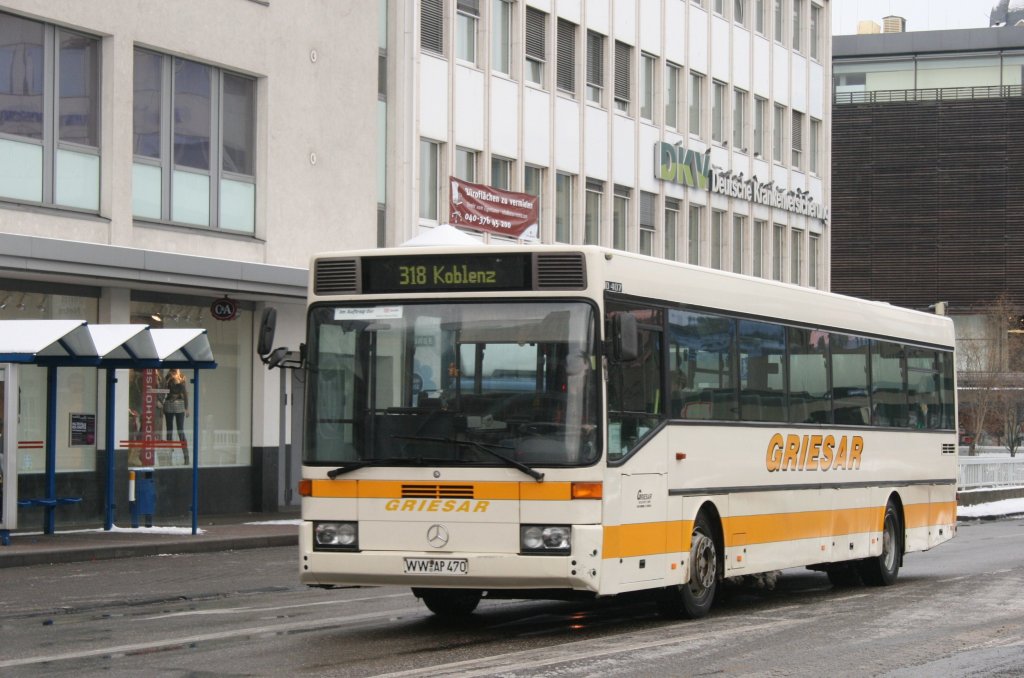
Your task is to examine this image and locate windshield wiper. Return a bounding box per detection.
[327,458,404,479]
[392,435,544,482]
[326,455,468,478]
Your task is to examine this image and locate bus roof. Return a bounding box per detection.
[311,244,955,349]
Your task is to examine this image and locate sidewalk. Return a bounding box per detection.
[0,511,300,569]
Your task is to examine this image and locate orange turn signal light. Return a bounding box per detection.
[298,479,312,497]
[571,482,602,499]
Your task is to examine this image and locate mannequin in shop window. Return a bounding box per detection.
[162,369,190,464]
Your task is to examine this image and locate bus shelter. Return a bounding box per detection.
[0,320,215,545]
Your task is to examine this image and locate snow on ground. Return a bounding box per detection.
[957,497,1024,519]
[245,519,302,526]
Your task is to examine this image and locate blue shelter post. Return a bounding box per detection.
[191,368,200,535]
[44,365,58,535]
[104,368,116,530]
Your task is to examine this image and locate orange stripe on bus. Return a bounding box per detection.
[604,521,692,559]
[307,480,574,500]
[905,501,957,529]
[724,507,881,546]
[603,502,956,559]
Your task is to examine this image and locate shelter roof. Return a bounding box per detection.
[0,320,216,368]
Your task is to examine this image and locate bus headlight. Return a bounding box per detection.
[314,521,358,551]
[520,525,571,554]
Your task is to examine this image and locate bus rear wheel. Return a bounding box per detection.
[413,588,482,618]
[657,512,718,619]
[858,502,902,586]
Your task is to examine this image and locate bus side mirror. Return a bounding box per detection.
[611,313,639,363]
[257,307,277,358]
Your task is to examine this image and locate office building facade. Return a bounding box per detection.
[0,0,830,524]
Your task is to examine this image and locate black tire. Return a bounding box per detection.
[858,502,902,586]
[657,512,719,619]
[413,588,482,618]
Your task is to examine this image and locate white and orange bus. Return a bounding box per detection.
[283,244,957,619]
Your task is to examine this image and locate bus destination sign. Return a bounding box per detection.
[363,254,531,293]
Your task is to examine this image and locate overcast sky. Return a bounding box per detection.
[832,0,996,35]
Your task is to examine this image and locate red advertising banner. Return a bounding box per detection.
[449,177,540,239]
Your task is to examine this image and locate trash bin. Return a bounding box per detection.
[129,468,156,528]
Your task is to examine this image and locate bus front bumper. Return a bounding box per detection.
[300,524,604,592]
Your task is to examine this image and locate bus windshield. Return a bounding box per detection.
[304,300,599,469]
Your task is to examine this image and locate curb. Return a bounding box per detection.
[0,533,298,569]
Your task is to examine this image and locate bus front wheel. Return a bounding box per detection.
[858,501,902,586]
[657,512,719,619]
[413,588,482,618]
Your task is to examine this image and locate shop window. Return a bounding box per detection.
[130,301,253,468]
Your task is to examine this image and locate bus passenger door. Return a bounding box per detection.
[615,472,668,585]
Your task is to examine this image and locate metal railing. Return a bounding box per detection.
[958,456,1024,490]
[835,84,1024,105]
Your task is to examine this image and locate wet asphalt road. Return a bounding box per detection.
[0,517,1021,677]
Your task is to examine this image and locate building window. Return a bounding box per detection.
[810,3,821,61]
[613,186,630,250]
[772,223,784,281]
[792,110,803,168]
[792,0,803,53]
[808,233,820,287]
[421,0,445,55]
[774,0,785,44]
[456,0,479,63]
[665,63,681,129]
[586,31,604,104]
[753,96,767,158]
[735,0,748,27]
[455,147,477,181]
[492,0,512,74]
[809,118,821,174]
[688,205,703,265]
[665,198,680,260]
[555,172,573,242]
[689,72,704,137]
[713,0,726,16]
[614,41,632,113]
[419,139,440,220]
[556,19,576,96]
[711,210,725,269]
[791,228,803,284]
[733,214,746,273]
[752,218,766,277]
[585,179,603,245]
[773,103,785,163]
[712,80,727,144]
[0,14,100,210]
[692,0,706,8]
[491,156,512,189]
[733,88,748,151]
[133,49,256,232]
[640,53,655,121]
[640,192,656,256]
[755,0,767,35]
[525,7,547,86]
[524,164,543,210]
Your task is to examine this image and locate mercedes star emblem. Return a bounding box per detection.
[426,524,449,549]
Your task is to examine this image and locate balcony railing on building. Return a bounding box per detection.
[835,84,1024,105]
